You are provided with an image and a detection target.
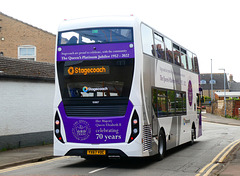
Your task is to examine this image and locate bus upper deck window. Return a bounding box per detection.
[59,28,133,45]
[154,33,165,60]
[141,24,155,57]
[193,54,199,74]
[187,51,193,72]
[164,37,173,63]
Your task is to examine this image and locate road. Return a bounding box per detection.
[1,122,240,176]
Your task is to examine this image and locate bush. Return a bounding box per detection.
[225,115,240,120]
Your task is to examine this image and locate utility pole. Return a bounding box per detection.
[211,59,213,114]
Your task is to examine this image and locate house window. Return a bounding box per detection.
[18,45,36,61]
[209,79,216,84]
[200,80,207,84]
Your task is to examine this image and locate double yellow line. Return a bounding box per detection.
[196,139,240,176]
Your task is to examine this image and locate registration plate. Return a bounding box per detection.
[87,150,106,155]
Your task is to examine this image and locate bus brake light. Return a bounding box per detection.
[54,112,64,143]
[128,110,139,143]
[55,120,60,125]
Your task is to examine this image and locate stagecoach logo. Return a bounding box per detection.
[72,120,91,141]
[188,80,193,106]
[183,118,191,125]
[82,86,88,93]
[68,66,75,75]
[82,86,108,93]
[67,66,109,76]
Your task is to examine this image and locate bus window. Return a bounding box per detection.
[164,37,173,63]
[176,92,183,114]
[183,93,187,113]
[59,27,133,45]
[193,54,199,73]
[154,33,165,60]
[60,31,79,45]
[180,48,188,69]
[176,92,186,114]
[167,90,175,115]
[187,50,193,72]
[59,59,134,100]
[173,43,181,66]
[197,93,202,114]
[157,90,167,116]
[141,24,155,57]
[152,89,158,117]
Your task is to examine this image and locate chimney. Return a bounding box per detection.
[229,74,233,82]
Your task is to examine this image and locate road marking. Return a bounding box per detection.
[0,156,71,174]
[196,140,236,175]
[89,166,109,174]
[218,139,240,163]
[196,139,240,176]
[202,163,219,176]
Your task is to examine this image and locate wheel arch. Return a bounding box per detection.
[192,122,196,139]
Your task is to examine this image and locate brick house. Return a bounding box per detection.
[202,74,240,117]
[0,12,56,63]
[200,73,229,98]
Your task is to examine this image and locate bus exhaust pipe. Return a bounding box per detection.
[108,155,121,159]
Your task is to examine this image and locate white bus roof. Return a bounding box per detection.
[58,16,139,32]
[57,15,196,55]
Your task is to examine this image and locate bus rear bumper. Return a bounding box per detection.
[54,136,147,158]
[65,148,128,159]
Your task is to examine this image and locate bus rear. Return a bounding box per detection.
[54,17,141,158]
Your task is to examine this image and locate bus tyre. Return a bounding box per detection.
[155,130,166,161]
[190,127,196,145]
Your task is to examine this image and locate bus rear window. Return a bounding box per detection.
[58,27,133,45]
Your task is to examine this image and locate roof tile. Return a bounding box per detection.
[0,56,54,81]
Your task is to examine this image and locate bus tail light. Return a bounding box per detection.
[128,110,139,143]
[54,112,64,143]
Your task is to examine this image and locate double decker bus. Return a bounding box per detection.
[54,16,202,160]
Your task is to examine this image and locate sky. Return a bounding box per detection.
[1,0,240,81]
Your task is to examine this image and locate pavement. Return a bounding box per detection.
[0,112,240,175]
[0,144,53,170]
[202,112,240,127]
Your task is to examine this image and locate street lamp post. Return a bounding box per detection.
[211,59,213,114]
[219,68,226,117]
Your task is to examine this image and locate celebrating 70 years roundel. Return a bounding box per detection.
[72,120,91,141]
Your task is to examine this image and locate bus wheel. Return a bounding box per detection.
[155,130,166,161]
[190,126,196,145]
